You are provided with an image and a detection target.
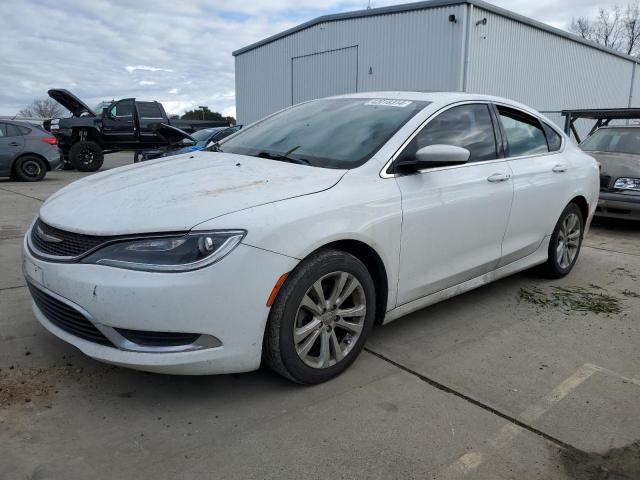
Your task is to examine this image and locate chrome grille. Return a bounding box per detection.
[28,282,112,346]
[30,219,109,258]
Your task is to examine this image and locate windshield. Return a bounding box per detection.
[220,98,429,169]
[190,128,220,144]
[581,127,640,154]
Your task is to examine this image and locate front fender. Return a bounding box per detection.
[195,173,403,311]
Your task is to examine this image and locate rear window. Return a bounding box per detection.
[581,128,640,154]
[137,102,164,119]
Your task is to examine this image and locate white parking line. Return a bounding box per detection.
[439,363,611,478]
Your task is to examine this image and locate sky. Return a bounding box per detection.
[0,0,624,118]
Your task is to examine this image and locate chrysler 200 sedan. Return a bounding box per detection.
[23,92,599,384]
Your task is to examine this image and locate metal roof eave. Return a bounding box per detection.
[231,0,640,65]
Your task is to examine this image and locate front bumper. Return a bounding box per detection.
[23,234,298,374]
[596,191,640,221]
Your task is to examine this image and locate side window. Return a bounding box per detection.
[137,102,163,119]
[4,124,21,137]
[0,123,6,137]
[109,100,134,118]
[397,104,498,164]
[497,107,548,157]
[542,122,562,152]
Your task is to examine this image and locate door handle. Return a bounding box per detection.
[552,164,567,173]
[8,142,19,147]
[487,173,511,183]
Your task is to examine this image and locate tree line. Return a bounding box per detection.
[570,1,640,57]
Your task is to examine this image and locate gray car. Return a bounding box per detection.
[0,120,61,181]
[581,126,640,221]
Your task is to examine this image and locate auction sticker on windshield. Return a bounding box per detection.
[364,99,412,107]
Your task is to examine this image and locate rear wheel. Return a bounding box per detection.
[13,155,46,182]
[263,249,376,384]
[69,141,104,172]
[540,203,584,278]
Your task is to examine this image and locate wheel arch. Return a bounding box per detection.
[568,195,589,223]
[71,127,102,146]
[312,239,389,325]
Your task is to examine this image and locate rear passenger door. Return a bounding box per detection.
[495,105,568,266]
[394,103,514,304]
[0,122,25,174]
[135,102,167,145]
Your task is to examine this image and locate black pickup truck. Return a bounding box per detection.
[45,89,229,171]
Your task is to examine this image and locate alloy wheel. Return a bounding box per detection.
[556,212,581,269]
[294,271,366,369]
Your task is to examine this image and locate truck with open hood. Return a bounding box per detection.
[44,89,230,171]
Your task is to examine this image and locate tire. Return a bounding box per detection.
[540,203,584,278]
[69,141,104,172]
[13,155,47,182]
[263,248,376,384]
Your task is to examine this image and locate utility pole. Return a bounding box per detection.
[198,105,206,120]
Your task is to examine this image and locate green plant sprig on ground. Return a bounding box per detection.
[519,285,623,315]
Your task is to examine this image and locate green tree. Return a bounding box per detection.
[181,107,235,124]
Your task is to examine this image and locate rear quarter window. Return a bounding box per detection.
[542,123,562,152]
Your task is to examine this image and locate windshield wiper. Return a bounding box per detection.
[207,141,224,152]
[255,146,310,165]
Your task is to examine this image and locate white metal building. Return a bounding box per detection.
[233,0,640,131]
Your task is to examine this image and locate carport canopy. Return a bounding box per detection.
[561,108,640,143]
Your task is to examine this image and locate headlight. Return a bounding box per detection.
[613,178,640,191]
[82,230,245,272]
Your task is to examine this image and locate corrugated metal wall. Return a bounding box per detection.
[235,2,640,128]
[235,4,466,123]
[466,6,636,117]
[292,46,359,104]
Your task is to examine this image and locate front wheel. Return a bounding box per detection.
[263,249,376,384]
[540,203,584,278]
[69,141,104,172]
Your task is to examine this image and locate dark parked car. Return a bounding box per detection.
[135,124,242,162]
[45,89,229,172]
[0,120,61,181]
[581,125,640,220]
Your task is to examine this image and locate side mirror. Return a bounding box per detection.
[397,144,470,171]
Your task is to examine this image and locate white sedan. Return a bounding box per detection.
[23,92,599,384]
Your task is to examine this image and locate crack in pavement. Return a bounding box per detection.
[0,186,44,203]
[364,347,588,457]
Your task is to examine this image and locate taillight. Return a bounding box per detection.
[40,137,57,145]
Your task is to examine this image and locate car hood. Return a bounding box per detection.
[588,151,640,178]
[154,123,195,145]
[39,151,346,235]
[48,89,96,117]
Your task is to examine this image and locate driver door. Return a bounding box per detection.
[102,99,136,145]
[394,103,514,304]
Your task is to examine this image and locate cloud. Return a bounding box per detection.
[0,0,627,117]
[126,65,174,73]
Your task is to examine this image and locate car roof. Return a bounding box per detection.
[595,125,640,129]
